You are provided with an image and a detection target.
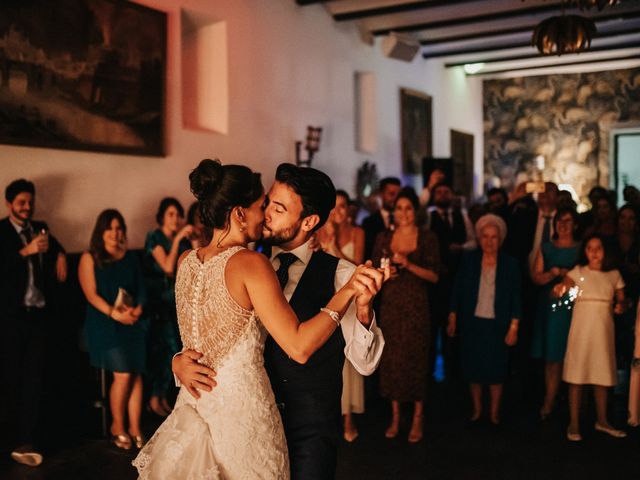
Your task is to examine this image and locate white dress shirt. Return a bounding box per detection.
[528,209,556,271]
[10,218,45,308]
[271,239,384,376]
[380,208,391,229]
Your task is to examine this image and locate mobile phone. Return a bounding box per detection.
[525,181,545,194]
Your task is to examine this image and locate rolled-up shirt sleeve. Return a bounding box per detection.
[336,259,385,376]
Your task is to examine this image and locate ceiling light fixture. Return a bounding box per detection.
[463,63,485,74]
[531,0,600,56]
[571,0,619,11]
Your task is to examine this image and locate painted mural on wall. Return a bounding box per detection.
[483,68,640,202]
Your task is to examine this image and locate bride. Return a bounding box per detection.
[133,159,384,479]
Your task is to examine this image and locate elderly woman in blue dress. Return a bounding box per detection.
[447,214,522,425]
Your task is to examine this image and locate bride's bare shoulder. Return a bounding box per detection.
[177,249,193,269]
[228,248,272,272]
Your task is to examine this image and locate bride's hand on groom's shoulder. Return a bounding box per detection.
[173,350,217,399]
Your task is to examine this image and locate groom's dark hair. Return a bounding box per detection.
[275,163,336,233]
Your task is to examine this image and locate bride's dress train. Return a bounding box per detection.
[133,247,289,479]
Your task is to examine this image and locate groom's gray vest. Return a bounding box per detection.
[264,250,345,430]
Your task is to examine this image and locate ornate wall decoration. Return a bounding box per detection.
[483,67,640,202]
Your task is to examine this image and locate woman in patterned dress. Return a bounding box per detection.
[372,187,440,443]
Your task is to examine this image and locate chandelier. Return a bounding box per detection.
[570,0,619,10]
[532,14,597,55]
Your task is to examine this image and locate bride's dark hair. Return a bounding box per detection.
[189,159,263,230]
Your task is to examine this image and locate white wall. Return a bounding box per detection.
[0,0,483,251]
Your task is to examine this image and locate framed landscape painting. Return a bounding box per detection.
[400,88,432,175]
[0,0,166,156]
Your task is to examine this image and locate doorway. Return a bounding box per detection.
[611,128,640,206]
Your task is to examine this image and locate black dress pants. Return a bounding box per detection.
[286,419,339,480]
[0,308,46,446]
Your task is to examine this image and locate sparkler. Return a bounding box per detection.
[551,278,583,312]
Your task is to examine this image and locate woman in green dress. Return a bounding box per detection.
[80,209,148,450]
[530,207,580,420]
[144,198,193,416]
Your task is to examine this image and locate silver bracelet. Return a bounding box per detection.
[320,307,341,326]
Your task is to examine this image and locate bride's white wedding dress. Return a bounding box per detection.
[133,247,289,479]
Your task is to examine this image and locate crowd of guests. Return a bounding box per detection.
[0,178,212,466]
[2,169,640,467]
[355,172,640,444]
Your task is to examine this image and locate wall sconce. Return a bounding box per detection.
[295,126,322,167]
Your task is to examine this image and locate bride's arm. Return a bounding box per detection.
[237,252,382,364]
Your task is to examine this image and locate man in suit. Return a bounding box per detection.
[362,176,401,260]
[0,179,67,467]
[173,164,385,479]
[426,182,476,378]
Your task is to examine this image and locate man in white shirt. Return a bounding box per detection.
[174,163,384,479]
[528,182,559,272]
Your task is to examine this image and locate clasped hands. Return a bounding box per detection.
[447,313,519,346]
[112,304,143,325]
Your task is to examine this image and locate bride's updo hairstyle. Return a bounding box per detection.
[189,159,263,229]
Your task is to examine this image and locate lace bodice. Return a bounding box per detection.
[175,247,255,368]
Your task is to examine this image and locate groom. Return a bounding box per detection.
[174,163,385,479]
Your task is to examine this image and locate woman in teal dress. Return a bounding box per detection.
[530,207,580,419]
[144,198,193,416]
[79,209,148,450]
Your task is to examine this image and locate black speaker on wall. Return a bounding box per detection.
[422,157,454,188]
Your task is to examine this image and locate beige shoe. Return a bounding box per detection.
[11,450,43,467]
[566,429,582,442]
[594,423,627,438]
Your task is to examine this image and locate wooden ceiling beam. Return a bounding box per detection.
[370,3,638,36]
[295,0,331,5]
[422,26,640,58]
[443,42,640,66]
[332,0,475,22]
[465,53,640,76]
[419,9,640,46]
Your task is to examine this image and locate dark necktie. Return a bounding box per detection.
[542,215,551,244]
[275,253,297,291]
[20,226,44,290]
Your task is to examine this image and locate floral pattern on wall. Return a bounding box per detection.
[483,67,640,201]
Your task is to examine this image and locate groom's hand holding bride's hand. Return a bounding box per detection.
[173,350,217,399]
[348,260,389,327]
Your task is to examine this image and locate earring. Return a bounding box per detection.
[240,222,247,232]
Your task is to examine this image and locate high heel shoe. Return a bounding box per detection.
[594,423,627,438]
[129,433,147,449]
[384,423,399,439]
[111,433,132,450]
[408,415,423,443]
[343,429,359,443]
[566,429,582,442]
[148,398,169,417]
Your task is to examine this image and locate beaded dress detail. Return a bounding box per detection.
[133,247,289,479]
